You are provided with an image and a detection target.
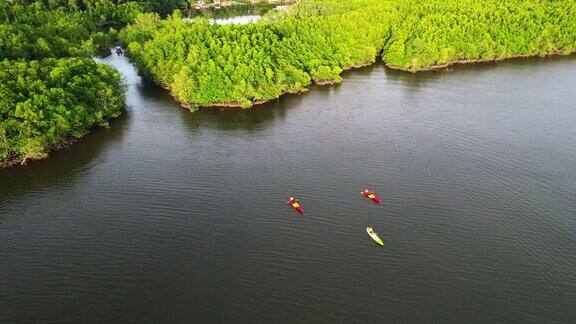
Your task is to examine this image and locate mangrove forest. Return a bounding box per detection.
[2,0,576,166]
[120,0,576,108]
[0,0,167,166]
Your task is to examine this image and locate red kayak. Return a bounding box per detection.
[361,189,381,204]
[287,197,303,214]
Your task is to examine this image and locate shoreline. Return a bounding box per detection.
[385,51,575,72]
[4,50,574,169]
[167,53,575,110]
[0,137,77,170]
[0,112,123,170]
[169,61,375,109]
[157,83,284,109]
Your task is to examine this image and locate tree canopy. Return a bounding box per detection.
[0,0,136,166]
[120,0,576,108]
[2,0,576,166]
[0,58,125,164]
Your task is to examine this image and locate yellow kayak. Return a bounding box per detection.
[366,227,384,246]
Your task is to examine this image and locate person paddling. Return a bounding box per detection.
[287,196,303,213]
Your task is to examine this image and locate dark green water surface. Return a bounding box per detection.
[1,53,575,323]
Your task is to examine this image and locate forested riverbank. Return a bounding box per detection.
[2,0,576,167]
[0,0,171,167]
[0,58,125,167]
[120,0,576,108]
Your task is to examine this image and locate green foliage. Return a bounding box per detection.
[120,0,576,108]
[2,0,576,164]
[142,0,187,17]
[0,1,145,60]
[380,0,576,70]
[0,58,125,165]
[0,0,140,166]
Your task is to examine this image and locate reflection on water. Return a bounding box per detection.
[0,109,129,209]
[1,52,576,323]
[178,91,307,133]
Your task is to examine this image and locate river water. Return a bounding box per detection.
[185,3,278,25]
[1,52,575,322]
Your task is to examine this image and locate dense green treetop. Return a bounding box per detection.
[120,0,576,108]
[2,0,576,166]
[0,58,125,164]
[0,0,138,166]
[0,0,146,60]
